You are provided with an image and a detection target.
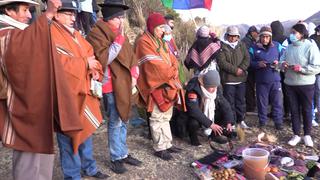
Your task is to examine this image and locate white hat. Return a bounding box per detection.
[226,26,240,36]
[197,25,210,38]
[0,0,39,6]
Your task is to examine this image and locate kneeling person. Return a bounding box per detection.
[186,70,234,146]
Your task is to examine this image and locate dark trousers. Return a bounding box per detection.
[246,70,256,112]
[170,108,188,138]
[281,72,291,116]
[286,84,314,136]
[223,83,246,123]
[256,82,283,125]
[188,111,227,144]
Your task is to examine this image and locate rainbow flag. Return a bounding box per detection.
[161,0,213,10]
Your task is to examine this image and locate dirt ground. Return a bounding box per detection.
[1,115,319,180]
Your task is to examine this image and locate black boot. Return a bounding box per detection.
[189,133,201,146]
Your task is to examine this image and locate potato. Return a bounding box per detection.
[270,167,279,173]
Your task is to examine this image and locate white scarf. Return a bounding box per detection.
[201,85,217,136]
[0,15,28,30]
[64,25,75,34]
[224,40,238,49]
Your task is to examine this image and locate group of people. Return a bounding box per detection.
[0,0,320,180]
[184,20,320,149]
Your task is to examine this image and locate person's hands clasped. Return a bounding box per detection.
[236,68,244,76]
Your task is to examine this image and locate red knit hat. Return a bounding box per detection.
[147,13,166,34]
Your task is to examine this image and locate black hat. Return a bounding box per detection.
[248,26,258,33]
[99,0,129,21]
[58,0,78,12]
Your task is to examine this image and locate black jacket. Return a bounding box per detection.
[310,34,320,50]
[242,33,256,50]
[185,77,234,128]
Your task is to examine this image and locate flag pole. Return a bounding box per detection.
[188,9,198,29]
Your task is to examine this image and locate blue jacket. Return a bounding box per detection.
[249,41,283,83]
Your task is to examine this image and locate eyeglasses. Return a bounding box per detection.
[60,12,76,17]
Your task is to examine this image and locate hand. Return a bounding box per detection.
[273,60,279,65]
[236,68,244,76]
[292,64,302,72]
[87,56,100,70]
[210,123,223,136]
[226,123,233,132]
[281,61,289,70]
[258,61,267,68]
[92,71,100,80]
[45,0,61,20]
[132,78,137,88]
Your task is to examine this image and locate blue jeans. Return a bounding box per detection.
[57,133,98,180]
[103,93,128,161]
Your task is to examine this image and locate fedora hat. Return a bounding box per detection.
[0,0,39,6]
[99,0,129,21]
[58,0,78,11]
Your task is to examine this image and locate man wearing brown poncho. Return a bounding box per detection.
[135,12,185,161]
[0,0,84,179]
[86,0,142,174]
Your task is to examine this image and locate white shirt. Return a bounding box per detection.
[80,0,93,13]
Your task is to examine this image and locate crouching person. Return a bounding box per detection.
[186,70,234,146]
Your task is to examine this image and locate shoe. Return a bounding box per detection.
[191,142,202,147]
[154,150,173,161]
[89,171,109,179]
[275,123,283,130]
[167,146,183,153]
[312,119,319,127]
[288,135,301,146]
[240,121,249,129]
[304,135,314,147]
[121,155,142,166]
[110,160,127,174]
[259,122,266,128]
[190,135,202,146]
[210,135,228,144]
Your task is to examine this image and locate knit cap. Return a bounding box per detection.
[197,25,210,38]
[259,26,272,37]
[147,13,166,34]
[248,26,258,33]
[201,70,220,88]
